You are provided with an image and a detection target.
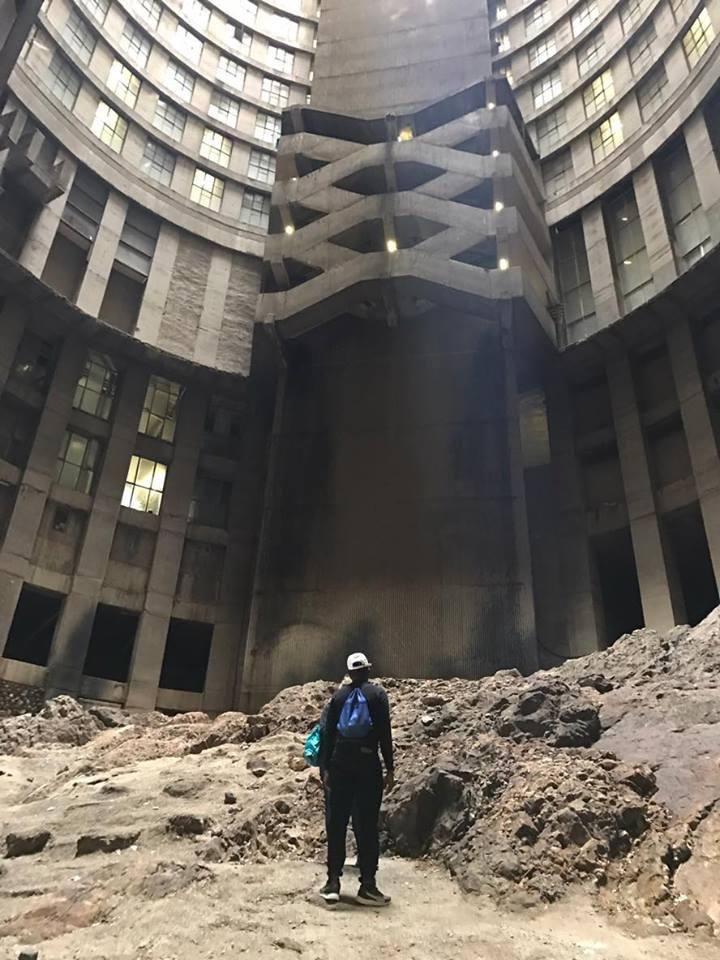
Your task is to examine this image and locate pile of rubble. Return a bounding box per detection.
[0,610,718,938]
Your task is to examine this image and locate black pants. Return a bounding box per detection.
[326,758,383,886]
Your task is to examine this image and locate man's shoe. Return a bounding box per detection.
[320,877,340,903]
[356,883,391,906]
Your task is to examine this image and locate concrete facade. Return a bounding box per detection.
[0,0,719,712]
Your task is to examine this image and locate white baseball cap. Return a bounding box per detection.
[346,652,372,672]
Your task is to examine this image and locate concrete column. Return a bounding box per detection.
[45,366,149,696]
[545,369,605,655]
[75,192,128,316]
[193,247,231,366]
[18,155,77,276]
[501,304,538,673]
[0,298,26,390]
[667,317,720,590]
[684,110,720,247]
[605,344,680,632]
[633,160,677,293]
[134,223,180,346]
[0,0,43,92]
[582,201,620,330]
[125,387,207,709]
[0,336,85,648]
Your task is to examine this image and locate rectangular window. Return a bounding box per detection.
[554,219,596,327]
[139,376,181,442]
[493,31,510,54]
[247,149,276,183]
[543,149,572,198]
[63,9,95,65]
[91,101,128,153]
[117,204,159,278]
[532,69,562,109]
[165,60,194,102]
[78,0,109,25]
[255,111,281,144]
[122,455,166,514]
[272,13,298,41]
[268,44,294,74]
[572,0,598,35]
[628,22,656,74]
[491,1,508,22]
[529,33,557,68]
[225,21,252,56]
[535,106,566,152]
[153,99,186,140]
[590,112,623,162]
[174,23,203,64]
[73,351,117,420]
[141,138,175,186]
[199,128,232,167]
[683,8,715,67]
[182,0,210,30]
[583,69,614,117]
[62,167,108,244]
[191,168,225,211]
[261,76,290,108]
[656,139,711,267]
[134,0,161,29]
[605,186,654,311]
[217,55,245,90]
[55,431,101,494]
[107,59,141,109]
[240,190,270,229]
[209,92,240,126]
[47,52,81,109]
[637,64,668,120]
[577,30,605,75]
[188,474,231,527]
[619,0,643,34]
[119,22,151,69]
[525,1,550,35]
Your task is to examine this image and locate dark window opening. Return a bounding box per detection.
[83,603,138,683]
[0,180,36,257]
[41,232,87,301]
[0,395,39,466]
[663,503,718,626]
[592,527,644,646]
[3,584,64,666]
[99,268,144,333]
[159,618,213,693]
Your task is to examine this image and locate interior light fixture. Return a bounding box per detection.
[386,238,398,253]
[498,257,510,270]
[487,101,496,109]
[284,224,295,235]
[494,201,505,212]
[397,127,414,142]
[623,258,633,265]
[492,149,500,157]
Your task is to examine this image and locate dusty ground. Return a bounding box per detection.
[1,609,719,957]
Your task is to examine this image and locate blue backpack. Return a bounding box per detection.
[337,687,374,739]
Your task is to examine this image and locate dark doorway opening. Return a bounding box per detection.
[4,585,64,665]
[663,503,718,626]
[159,618,213,693]
[83,604,139,683]
[592,527,644,646]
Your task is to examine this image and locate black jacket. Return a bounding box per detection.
[319,681,394,773]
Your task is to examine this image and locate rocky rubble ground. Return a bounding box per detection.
[0,609,718,953]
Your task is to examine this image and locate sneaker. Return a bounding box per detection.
[356,883,391,907]
[320,877,340,903]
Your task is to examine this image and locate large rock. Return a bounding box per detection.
[76,831,140,855]
[5,830,51,857]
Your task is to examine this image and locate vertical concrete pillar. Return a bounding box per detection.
[501,304,538,673]
[605,343,679,632]
[134,223,179,346]
[545,369,605,655]
[582,201,620,330]
[45,366,149,696]
[193,247,231,366]
[0,336,85,649]
[18,155,77,276]
[75,192,128,316]
[667,317,720,590]
[633,161,677,293]
[125,388,207,709]
[684,110,720,246]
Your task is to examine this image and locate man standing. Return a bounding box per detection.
[319,652,394,906]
